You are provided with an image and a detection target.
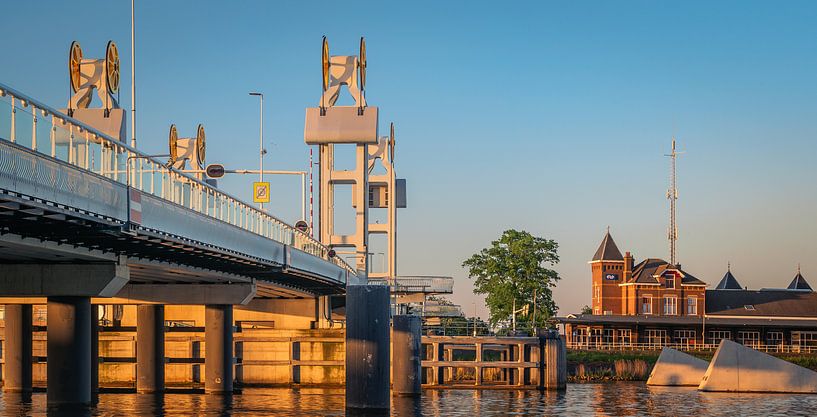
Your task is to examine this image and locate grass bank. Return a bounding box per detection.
[567,349,817,382]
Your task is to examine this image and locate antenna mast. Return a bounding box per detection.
[665,137,682,265]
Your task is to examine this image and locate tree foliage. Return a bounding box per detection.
[462,229,560,327]
[581,305,593,315]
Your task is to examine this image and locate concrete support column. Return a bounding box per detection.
[205,304,233,393]
[3,304,33,393]
[47,296,92,407]
[137,304,165,393]
[345,285,389,411]
[392,315,421,396]
[90,304,99,401]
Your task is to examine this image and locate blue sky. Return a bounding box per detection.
[2,1,816,316]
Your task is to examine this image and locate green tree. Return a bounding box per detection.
[581,305,593,315]
[462,229,560,328]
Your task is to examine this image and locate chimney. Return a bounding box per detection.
[624,251,633,279]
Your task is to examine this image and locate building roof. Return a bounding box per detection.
[591,231,623,261]
[714,270,743,290]
[629,258,707,286]
[705,289,817,318]
[787,272,813,291]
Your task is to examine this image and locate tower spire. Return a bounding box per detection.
[665,137,683,266]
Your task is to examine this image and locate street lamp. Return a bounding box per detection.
[248,92,265,209]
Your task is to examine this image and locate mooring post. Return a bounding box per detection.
[345,285,390,411]
[544,333,567,390]
[392,315,421,396]
[3,304,33,393]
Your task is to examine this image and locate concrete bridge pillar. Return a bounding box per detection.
[205,304,233,393]
[137,304,165,393]
[47,296,92,408]
[3,304,33,393]
[91,304,100,402]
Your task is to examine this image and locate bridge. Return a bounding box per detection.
[0,80,361,404]
[0,35,461,410]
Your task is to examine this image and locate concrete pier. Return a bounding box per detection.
[647,347,708,386]
[699,339,817,393]
[91,304,100,401]
[47,296,92,407]
[137,304,165,393]
[392,315,421,396]
[205,304,234,393]
[3,304,33,393]
[345,285,390,411]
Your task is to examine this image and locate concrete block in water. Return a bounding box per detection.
[646,347,709,386]
[699,339,817,393]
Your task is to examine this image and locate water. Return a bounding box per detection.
[1,384,816,416]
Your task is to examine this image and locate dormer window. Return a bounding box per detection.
[665,275,675,289]
[744,305,755,311]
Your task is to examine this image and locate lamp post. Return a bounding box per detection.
[248,92,264,209]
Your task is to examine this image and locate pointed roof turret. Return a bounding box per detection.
[591,228,624,261]
[788,265,812,291]
[715,263,743,290]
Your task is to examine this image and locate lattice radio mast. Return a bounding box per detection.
[665,137,683,266]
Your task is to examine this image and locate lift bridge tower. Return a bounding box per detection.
[304,37,405,284]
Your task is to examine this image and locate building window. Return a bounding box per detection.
[603,329,614,344]
[767,331,784,346]
[792,331,817,349]
[576,327,590,347]
[594,307,600,315]
[642,296,653,315]
[618,329,632,346]
[674,330,697,346]
[645,329,667,347]
[603,310,613,315]
[665,275,675,289]
[687,297,697,315]
[738,331,761,348]
[709,330,732,345]
[594,285,601,300]
[663,296,677,316]
[591,328,603,348]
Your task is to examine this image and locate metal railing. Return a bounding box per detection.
[368,276,454,293]
[0,82,354,275]
[566,341,817,353]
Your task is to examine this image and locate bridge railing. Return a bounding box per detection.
[0,82,354,276]
[368,276,454,293]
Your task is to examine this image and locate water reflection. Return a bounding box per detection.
[1,384,817,416]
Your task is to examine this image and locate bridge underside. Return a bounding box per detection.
[0,192,344,298]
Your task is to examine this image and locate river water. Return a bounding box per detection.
[1,383,816,416]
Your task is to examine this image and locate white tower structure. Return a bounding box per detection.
[304,37,402,283]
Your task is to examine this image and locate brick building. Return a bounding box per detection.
[561,231,817,349]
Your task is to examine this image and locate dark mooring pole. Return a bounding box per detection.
[346,285,390,411]
[392,315,421,396]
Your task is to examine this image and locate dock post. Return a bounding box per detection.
[475,342,483,385]
[137,304,165,393]
[393,315,421,396]
[47,296,92,407]
[205,304,233,393]
[3,304,33,393]
[544,333,567,390]
[345,285,390,411]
